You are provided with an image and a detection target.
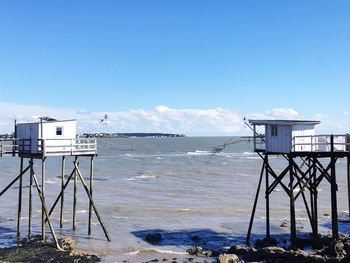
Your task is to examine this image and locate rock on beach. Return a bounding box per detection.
[0,236,100,263]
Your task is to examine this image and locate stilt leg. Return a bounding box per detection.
[312,157,318,238]
[330,156,338,239]
[31,172,61,250]
[347,157,350,230]
[73,157,78,230]
[289,156,296,240]
[17,158,23,238]
[88,156,94,235]
[42,157,46,241]
[47,166,76,221]
[28,159,33,238]
[246,160,265,244]
[75,164,111,241]
[265,154,270,239]
[60,156,65,228]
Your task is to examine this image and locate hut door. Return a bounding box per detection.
[30,123,39,153]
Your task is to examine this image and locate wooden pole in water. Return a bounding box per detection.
[265,154,270,239]
[60,156,65,228]
[312,156,318,238]
[31,172,61,250]
[73,156,78,230]
[75,164,111,241]
[330,135,338,239]
[246,157,265,244]
[88,156,94,235]
[28,158,33,237]
[17,157,23,238]
[41,157,46,241]
[308,157,314,231]
[347,156,350,227]
[289,156,296,240]
[47,166,76,220]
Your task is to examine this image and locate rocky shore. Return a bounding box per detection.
[0,236,100,263]
[187,234,350,263]
[138,231,350,263]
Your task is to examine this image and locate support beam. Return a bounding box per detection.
[47,166,76,220]
[330,135,339,239]
[17,158,24,238]
[246,160,265,244]
[88,156,94,235]
[31,170,61,250]
[73,156,78,231]
[60,156,65,228]
[347,156,350,227]
[289,155,296,240]
[28,159,33,238]
[265,154,270,239]
[312,157,318,238]
[42,157,46,241]
[0,165,31,197]
[75,163,111,241]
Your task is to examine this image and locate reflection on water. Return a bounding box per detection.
[0,137,349,262]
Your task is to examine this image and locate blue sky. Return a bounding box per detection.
[0,0,349,135]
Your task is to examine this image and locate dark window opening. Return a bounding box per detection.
[271,125,278,137]
[56,127,63,136]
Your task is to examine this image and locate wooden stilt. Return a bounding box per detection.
[330,136,338,239]
[28,159,33,238]
[41,157,46,241]
[312,157,318,238]
[73,156,78,231]
[17,158,23,238]
[347,156,350,228]
[246,157,265,244]
[289,156,296,240]
[47,166,76,220]
[88,156,94,235]
[60,156,65,228]
[31,172,61,250]
[265,154,270,239]
[0,165,30,197]
[75,163,111,241]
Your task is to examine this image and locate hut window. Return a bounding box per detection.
[56,127,63,136]
[271,125,278,137]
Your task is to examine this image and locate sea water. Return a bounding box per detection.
[0,137,349,262]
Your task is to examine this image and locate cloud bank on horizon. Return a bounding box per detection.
[0,101,348,136]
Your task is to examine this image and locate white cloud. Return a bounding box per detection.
[0,102,243,136]
[312,113,350,134]
[0,102,348,135]
[247,107,300,120]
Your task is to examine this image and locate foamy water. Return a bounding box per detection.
[0,137,349,262]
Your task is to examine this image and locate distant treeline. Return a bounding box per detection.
[81,133,186,138]
[0,132,185,139]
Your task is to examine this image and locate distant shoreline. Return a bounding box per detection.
[0,132,186,139]
[81,132,186,138]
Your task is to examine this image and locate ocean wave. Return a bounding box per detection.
[127,248,188,256]
[243,151,255,155]
[186,150,211,156]
[126,174,159,181]
[77,210,89,214]
[46,178,61,184]
[112,216,131,220]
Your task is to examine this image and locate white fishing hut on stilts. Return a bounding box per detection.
[246,119,350,244]
[0,117,110,249]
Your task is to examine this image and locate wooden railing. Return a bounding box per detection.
[291,134,350,152]
[253,135,266,152]
[15,138,97,156]
[0,138,17,156]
